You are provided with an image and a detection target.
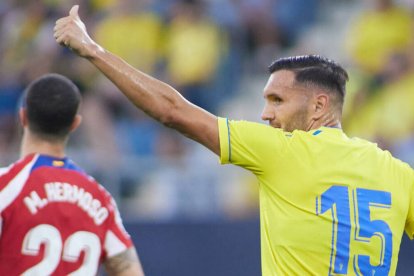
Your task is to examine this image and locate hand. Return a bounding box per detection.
[54,5,99,58]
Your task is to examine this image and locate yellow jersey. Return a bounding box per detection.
[218,118,414,275]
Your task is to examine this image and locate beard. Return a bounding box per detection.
[282,108,310,132]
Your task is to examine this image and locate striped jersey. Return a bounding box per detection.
[0,154,133,275]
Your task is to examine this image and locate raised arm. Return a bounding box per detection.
[54,5,220,155]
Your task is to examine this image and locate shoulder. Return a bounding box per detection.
[0,165,12,177]
[354,136,414,173]
[0,155,38,186]
[219,118,285,137]
[218,118,292,165]
[218,118,290,148]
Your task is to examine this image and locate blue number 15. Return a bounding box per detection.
[316,186,392,275]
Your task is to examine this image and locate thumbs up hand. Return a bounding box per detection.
[54,5,101,58]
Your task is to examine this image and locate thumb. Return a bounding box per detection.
[69,5,79,17]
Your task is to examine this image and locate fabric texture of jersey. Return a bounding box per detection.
[218,117,414,275]
[0,154,133,275]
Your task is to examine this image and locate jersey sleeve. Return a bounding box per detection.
[218,117,289,174]
[102,191,134,258]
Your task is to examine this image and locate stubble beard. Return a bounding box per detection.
[284,109,310,133]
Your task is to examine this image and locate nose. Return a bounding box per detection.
[261,104,274,121]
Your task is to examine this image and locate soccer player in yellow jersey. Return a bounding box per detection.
[55,6,414,275]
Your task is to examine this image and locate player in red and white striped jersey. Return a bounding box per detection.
[0,74,144,275]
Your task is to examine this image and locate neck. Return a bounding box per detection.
[21,131,67,159]
[307,112,342,131]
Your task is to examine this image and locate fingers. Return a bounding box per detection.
[54,12,76,47]
[55,16,72,26]
[54,20,67,39]
[54,5,79,32]
[54,5,79,37]
[53,27,67,42]
[54,5,92,56]
[69,5,79,17]
[54,20,74,49]
[54,32,67,46]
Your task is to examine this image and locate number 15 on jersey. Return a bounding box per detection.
[316,185,392,275]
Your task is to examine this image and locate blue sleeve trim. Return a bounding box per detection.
[226,118,232,162]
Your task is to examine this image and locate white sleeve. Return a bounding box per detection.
[0,166,12,177]
[104,230,128,257]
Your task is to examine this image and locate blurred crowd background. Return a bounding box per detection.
[1,0,414,222]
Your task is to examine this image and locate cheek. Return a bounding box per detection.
[291,105,311,126]
[275,105,294,120]
[283,103,310,126]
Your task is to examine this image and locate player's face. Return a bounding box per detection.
[261,70,313,132]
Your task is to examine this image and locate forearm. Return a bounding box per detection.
[86,44,186,126]
[54,5,221,155]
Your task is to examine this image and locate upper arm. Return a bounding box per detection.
[170,101,220,156]
[103,247,145,276]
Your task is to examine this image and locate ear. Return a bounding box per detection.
[69,114,82,132]
[311,93,329,120]
[19,108,28,127]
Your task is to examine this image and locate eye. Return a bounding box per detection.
[269,95,282,104]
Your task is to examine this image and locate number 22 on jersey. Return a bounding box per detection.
[21,224,101,275]
[316,186,392,275]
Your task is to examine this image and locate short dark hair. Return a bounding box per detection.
[268,55,349,103]
[24,73,81,140]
